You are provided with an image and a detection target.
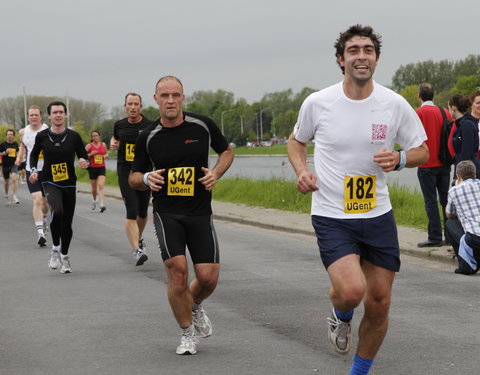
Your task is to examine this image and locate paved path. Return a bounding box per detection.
[78,182,458,268]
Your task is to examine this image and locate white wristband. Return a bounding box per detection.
[395,150,407,171]
[143,172,151,186]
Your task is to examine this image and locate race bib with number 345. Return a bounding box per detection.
[51,162,69,182]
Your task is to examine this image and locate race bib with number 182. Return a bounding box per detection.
[344,175,376,213]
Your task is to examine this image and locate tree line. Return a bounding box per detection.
[1,54,479,145]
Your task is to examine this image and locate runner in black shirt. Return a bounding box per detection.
[130,76,234,355]
[30,101,89,274]
[0,129,20,204]
[110,93,152,266]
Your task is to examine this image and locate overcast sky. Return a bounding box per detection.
[1,0,478,111]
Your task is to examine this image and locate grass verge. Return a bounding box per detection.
[76,169,428,231]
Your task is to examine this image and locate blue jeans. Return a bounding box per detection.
[417,166,451,242]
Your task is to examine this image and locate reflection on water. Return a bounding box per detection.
[106,155,425,192]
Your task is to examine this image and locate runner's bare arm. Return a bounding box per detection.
[287,132,318,194]
[198,145,234,191]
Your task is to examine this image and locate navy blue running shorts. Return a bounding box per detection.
[311,210,400,272]
[153,212,220,264]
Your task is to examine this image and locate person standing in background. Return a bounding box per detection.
[415,83,453,248]
[449,94,480,178]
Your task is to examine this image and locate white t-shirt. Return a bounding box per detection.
[293,81,427,219]
[22,123,48,171]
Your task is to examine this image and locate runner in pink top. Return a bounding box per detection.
[85,130,108,212]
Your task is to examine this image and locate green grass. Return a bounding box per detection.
[213,177,428,231]
[230,144,314,155]
[75,167,119,187]
[76,168,428,231]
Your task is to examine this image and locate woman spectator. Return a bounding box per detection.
[449,94,480,178]
[85,130,108,212]
[469,91,480,159]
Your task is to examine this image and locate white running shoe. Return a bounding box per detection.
[176,329,198,355]
[48,250,61,270]
[132,249,148,266]
[192,304,213,338]
[326,308,352,355]
[60,256,72,274]
[12,196,19,204]
[91,200,97,210]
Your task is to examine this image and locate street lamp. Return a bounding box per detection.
[259,107,271,143]
[22,86,27,131]
[221,109,233,135]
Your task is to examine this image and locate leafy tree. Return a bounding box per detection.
[141,106,158,121]
[451,75,480,95]
[273,109,298,138]
[391,55,480,93]
[185,89,235,114]
[399,85,420,108]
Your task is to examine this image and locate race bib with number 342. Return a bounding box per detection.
[168,167,195,196]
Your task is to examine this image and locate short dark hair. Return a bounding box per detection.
[124,93,142,104]
[456,160,476,180]
[155,75,184,93]
[6,129,15,136]
[418,83,434,101]
[47,101,67,115]
[334,24,382,74]
[449,94,470,114]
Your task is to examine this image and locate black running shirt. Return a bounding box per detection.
[113,116,152,175]
[30,128,88,187]
[132,112,229,215]
[0,141,19,167]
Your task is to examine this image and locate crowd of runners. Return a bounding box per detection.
[4,24,472,375]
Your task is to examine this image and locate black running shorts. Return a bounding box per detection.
[153,212,219,264]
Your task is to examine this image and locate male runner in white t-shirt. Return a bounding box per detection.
[16,105,50,247]
[288,25,429,375]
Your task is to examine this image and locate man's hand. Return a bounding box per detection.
[295,169,318,194]
[110,139,119,152]
[198,167,217,191]
[145,169,165,192]
[29,172,38,184]
[79,158,89,169]
[373,148,399,172]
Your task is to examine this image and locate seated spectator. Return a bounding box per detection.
[445,160,480,275]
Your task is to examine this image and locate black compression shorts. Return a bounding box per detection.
[153,212,219,264]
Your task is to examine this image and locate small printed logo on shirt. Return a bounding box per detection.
[371,123,387,144]
[184,139,199,144]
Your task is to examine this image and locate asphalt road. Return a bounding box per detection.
[1,184,479,375]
